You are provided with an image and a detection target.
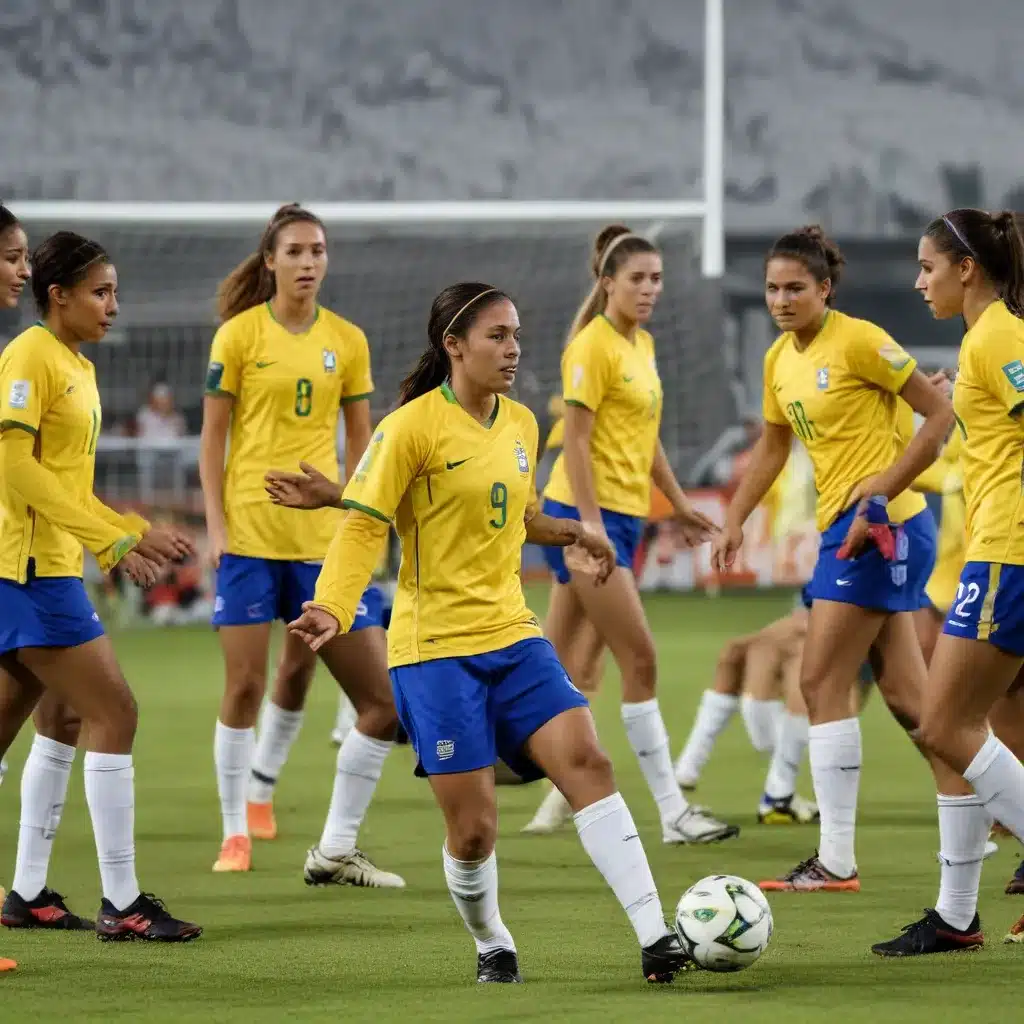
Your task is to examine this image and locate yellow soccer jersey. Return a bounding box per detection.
[0,324,114,580]
[762,310,926,531]
[544,417,564,453]
[206,303,373,561]
[341,383,543,667]
[952,300,1024,565]
[544,315,662,517]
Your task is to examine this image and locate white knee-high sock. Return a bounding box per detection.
[622,699,687,821]
[83,751,140,912]
[442,846,516,954]
[963,733,1024,841]
[249,702,304,803]
[809,717,861,878]
[741,697,784,754]
[763,712,809,800]
[319,729,392,857]
[574,792,669,948]
[215,721,254,840]
[12,735,76,901]
[935,793,989,931]
[674,691,739,787]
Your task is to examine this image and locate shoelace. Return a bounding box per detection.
[137,892,170,919]
[38,888,69,909]
[782,857,821,882]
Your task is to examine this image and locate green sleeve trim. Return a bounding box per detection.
[563,399,594,411]
[0,420,38,436]
[341,498,391,524]
[341,391,373,405]
[204,388,236,399]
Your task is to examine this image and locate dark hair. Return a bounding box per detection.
[30,231,109,315]
[216,203,326,322]
[567,224,660,343]
[0,203,19,238]
[923,208,1024,318]
[398,282,511,406]
[766,225,846,306]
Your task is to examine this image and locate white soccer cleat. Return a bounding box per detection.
[304,844,406,888]
[521,786,573,834]
[674,756,699,791]
[663,806,740,844]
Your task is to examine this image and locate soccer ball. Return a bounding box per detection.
[674,874,773,972]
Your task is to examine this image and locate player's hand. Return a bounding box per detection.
[265,462,341,510]
[135,524,194,565]
[565,521,617,584]
[206,522,228,570]
[928,369,955,397]
[288,601,340,652]
[710,521,743,572]
[672,504,720,548]
[119,550,161,588]
[837,496,896,560]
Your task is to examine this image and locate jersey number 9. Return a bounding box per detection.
[295,378,313,417]
[489,481,508,529]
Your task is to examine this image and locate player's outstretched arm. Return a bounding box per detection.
[651,439,719,547]
[525,509,616,583]
[0,428,141,572]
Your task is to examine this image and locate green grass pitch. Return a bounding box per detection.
[1,589,1021,1022]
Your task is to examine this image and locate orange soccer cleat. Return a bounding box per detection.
[759,854,861,893]
[0,957,16,972]
[212,834,252,873]
[247,801,278,841]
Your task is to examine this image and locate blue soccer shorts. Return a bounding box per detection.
[0,572,104,655]
[942,561,1024,656]
[540,498,643,584]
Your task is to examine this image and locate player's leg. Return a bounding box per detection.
[210,555,278,871]
[246,631,316,840]
[673,634,748,790]
[3,693,91,930]
[305,597,404,889]
[989,678,1024,894]
[569,566,738,843]
[497,638,691,983]
[17,634,199,942]
[739,622,791,754]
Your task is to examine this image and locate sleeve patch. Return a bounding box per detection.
[205,362,224,391]
[572,365,584,389]
[879,342,911,371]
[8,380,29,409]
[1001,360,1024,392]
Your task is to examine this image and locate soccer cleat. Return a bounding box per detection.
[758,793,820,825]
[96,892,202,943]
[476,948,522,983]
[247,801,277,841]
[0,957,15,972]
[759,854,861,892]
[2,887,94,930]
[872,909,983,956]
[642,930,695,983]
[1005,859,1024,895]
[1004,910,1024,943]
[521,787,573,834]
[303,844,406,888]
[663,806,740,844]
[673,758,698,791]
[212,834,252,873]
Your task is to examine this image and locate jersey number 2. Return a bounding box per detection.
[489,482,508,528]
[295,378,313,417]
[954,581,980,618]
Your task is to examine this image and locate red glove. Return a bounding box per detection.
[837,496,897,561]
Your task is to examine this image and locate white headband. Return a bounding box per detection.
[444,288,498,337]
[597,232,646,275]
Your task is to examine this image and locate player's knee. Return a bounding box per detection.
[225,667,267,721]
[714,641,747,695]
[447,814,497,862]
[621,639,657,698]
[33,700,82,747]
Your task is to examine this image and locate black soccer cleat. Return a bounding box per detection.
[1005,859,1024,895]
[2,888,93,931]
[871,908,983,957]
[476,948,522,983]
[642,930,696,983]
[96,892,202,943]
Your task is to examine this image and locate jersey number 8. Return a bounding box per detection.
[295,378,313,417]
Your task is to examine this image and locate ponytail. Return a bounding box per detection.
[566,224,659,346]
[215,203,326,323]
[398,348,450,407]
[992,212,1024,318]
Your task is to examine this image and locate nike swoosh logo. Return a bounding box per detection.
[836,579,853,586]
[255,361,277,369]
[623,375,635,383]
[446,458,471,470]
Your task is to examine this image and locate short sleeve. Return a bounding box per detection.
[761,343,788,426]
[341,327,374,404]
[562,334,613,412]
[844,324,916,394]
[205,319,245,397]
[342,408,426,522]
[978,331,1024,418]
[0,339,54,434]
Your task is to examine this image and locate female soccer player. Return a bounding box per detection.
[525,225,738,843]
[873,209,1024,953]
[200,204,401,885]
[0,230,200,941]
[712,225,954,893]
[286,282,695,984]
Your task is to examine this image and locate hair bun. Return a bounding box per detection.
[591,224,632,277]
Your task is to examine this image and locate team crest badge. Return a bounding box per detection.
[322,349,337,373]
[816,367,829,391]
[514,439,530,475]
